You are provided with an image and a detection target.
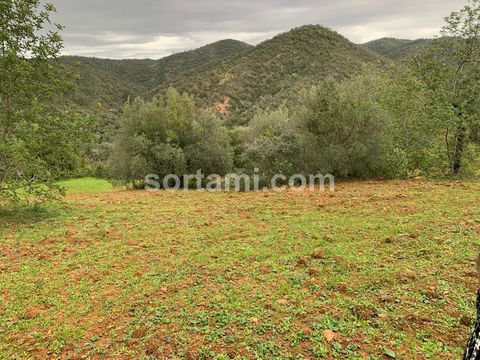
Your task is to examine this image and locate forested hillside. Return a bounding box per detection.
[64,26,388,121]
[361,37,433,60]
[60,56,156,108]
[61,39,252,109]
[51,24,479,181]
[154,25,389,124]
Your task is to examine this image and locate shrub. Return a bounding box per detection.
[244,108,300,181]
[109,88,233,186]
[295,76,403,178]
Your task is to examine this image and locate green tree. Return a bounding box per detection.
[377,68,448,176]
[0,0,89,206]
[109,91,190,186]
[411,0,480,174]
[185,111,233,175]
[295,76,401,178]
[244,108,300,179]
[110,88,233,187]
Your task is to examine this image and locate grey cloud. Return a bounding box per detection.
[49,0,468,58]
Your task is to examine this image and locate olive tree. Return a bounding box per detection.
[295,76,402,179]
[244,108,300,180]
[109,88,234,187]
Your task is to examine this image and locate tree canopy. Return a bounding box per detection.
[0,0,90,206]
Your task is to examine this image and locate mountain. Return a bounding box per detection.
[156,25,389,124]
[61,39,253,109]
[62,26,389,123]
[362,37,433,60]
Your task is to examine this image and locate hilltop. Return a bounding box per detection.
[156,25,389,124]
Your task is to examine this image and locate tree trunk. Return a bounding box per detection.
[452,124,466,175]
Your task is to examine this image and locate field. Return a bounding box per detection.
[0,179,479,359]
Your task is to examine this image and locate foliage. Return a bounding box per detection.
[60,39,252,109]
[294,76,402,178]
[160,25,389,125]
[241,68,461,180]
[83,110,122,178]
[0,0,90,207]
[109,88,233,186]
[228,125,249,169]
[411,0,480,174]
[362,38,433,60]
[68,40,251,177]
[376,69,450,176]
[243,108,300,180]
[184,111,233,176]
[233,60,479,181]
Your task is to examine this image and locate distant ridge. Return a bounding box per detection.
[361,37,433,60]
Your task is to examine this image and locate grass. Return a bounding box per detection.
[0,178,479,359]
[56,177,116,195]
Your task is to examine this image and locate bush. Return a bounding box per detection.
[377,69,449,177]
[109,88,233,186]
[185,111,233,175]
[244,108,300,181]
[294,76,403,178]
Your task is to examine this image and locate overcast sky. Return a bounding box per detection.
[48,0,467,59]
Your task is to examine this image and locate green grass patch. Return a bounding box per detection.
[56,177,116,194]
